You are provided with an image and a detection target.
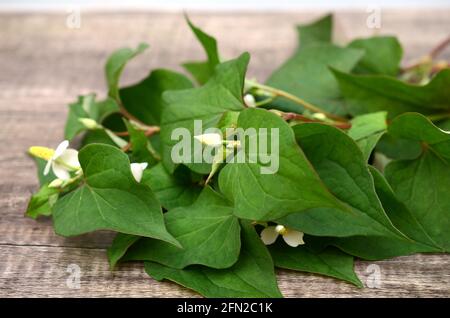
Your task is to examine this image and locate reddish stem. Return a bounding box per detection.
[430,36,450,59]
[282,112,352,129]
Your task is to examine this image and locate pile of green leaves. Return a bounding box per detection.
[27,14,450,297]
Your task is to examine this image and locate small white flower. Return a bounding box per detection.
[260,224,304,247]
[130,162,148,182]
[44,140,80,180]
[243,94,256,107]
[194,133,223,147]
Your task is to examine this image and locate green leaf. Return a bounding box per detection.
[330,165,441,260]
[120,69,193,125]
[144,221,282,298]
[269,241,363,287]
[385,113,450,251]
[219,108,344,221]
[279,123,405,240]
[265,44,363,115]
[64,94,96,140]
[96,98,121,120]
[388,113,450,157]
[279,122,443,259]
[52,144,179,247]
[32,157,56,186]
[123,187,241,269]
[64,94,120,141]
[81,129,119,148]
[25,184,59,219]
[107,233,141,270]
[376,133,422,160]
[348,111,387,161]
[369,166,442,252]
[105,43,149,101]
[141,163,201,210]
[297,14,333,49]
[182,16,220,85]
[348,36,402,76]
[124,121,158,166]
[161,53,249,174]
[333,69,450,118]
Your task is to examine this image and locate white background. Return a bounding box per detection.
[1,0,450,11]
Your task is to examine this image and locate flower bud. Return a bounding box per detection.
[48,178,64,188]
[194,133,223,147]
[78,118,101,130]
[243,94,256,108]
[311,113,327,121]
[130,162,148,183]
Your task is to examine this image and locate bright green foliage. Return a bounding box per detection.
[144,221,282,298]
[348,36,403,76]
[52,144,180,247]
[183,16,220,85]
[160,53,249,173]
[26,14,450,298]
[333,69,450,118]
[122,187,241,269]
[296,14,333,49]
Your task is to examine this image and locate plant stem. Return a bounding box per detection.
[281,112,352,129]
[114,131,130,137]
[121,143,131,152]
[120,126,161,152]
[246,79,348,122]
[118,101,158,131]
[254,96,275,107]
[430,36,450,60]
[401,36,450,73]
[144,126,161,136]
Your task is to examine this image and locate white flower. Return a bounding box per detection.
[44,140,80,180]
[194,133,223,147]
[260,224,304,247]
[244,94,256,107]
[130,162,148,182]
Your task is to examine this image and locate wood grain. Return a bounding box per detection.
[0,10,449,298]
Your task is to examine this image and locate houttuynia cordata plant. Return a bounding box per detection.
[26,14,450,297]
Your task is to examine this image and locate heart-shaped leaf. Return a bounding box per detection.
[52,144,179,247]
[122,187,241,269]
[141,163,202,210]
[219,108,344,221]
[385,113,450,251]
[333,69,450,118]
[160,53,249,173]
[144,221,282,298]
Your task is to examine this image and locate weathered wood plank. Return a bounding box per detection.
[0,11,449,297]
[0,245,448,297]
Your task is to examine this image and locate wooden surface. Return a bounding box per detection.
[1,10,449,298]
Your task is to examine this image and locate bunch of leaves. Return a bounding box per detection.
[26,14,450,297]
